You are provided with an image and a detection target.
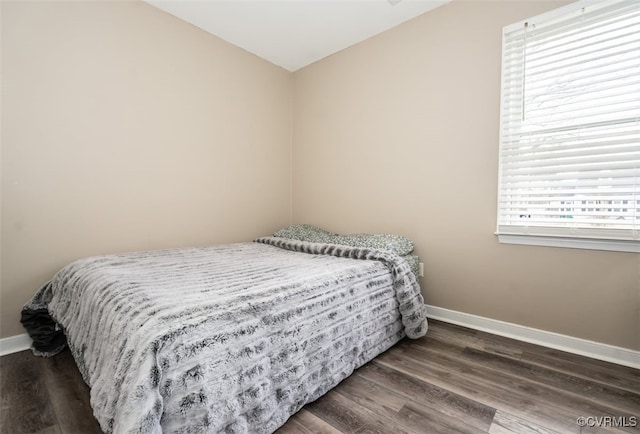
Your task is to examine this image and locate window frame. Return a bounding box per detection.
[496,0,640,253]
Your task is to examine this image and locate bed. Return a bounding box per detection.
[21,228,427,434]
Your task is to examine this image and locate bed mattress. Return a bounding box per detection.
[22,237,427,433]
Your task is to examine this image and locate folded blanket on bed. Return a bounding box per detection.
[273,225,422,279]
[273,224,415,256]
[21,237,427,434]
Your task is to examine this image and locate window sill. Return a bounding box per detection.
[496,234,640,253]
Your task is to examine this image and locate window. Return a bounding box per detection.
[497,0,640,252]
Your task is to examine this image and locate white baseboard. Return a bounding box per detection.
[426,305,640,369]
[0,333,32,356]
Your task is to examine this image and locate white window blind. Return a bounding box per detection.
[497,0,640,251]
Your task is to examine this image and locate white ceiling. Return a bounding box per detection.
[144,0,450,71]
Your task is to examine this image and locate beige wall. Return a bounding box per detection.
[1,1,293,338]
[2,0,638,352]
[293,1,640,350]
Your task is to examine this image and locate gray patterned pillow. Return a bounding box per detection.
[273,224,336,243]
[273,225,414,255]
[333,233,414,256]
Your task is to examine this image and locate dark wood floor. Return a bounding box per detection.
[2,320,638,434]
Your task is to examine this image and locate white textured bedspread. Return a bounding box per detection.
[23,237,427,433]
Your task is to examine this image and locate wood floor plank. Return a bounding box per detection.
[397,340,639,433]
[2,320,638,434]
[521,349,640,394]
[459,347,640,413]
[393,401,487,434]
[376,341,635,433]
[373,352,578,433]
[0,351,58,434]
[488,410,562,434]
[333,370,407,420]
[427,320,639,392]
[305,390,415,434]
[39,349,102,434]
[275,409,343,434]
[355,361,495,429]
[423,321,524,359]
[31,427,62,434]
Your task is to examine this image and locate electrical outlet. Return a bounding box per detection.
[419,262,424,277]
